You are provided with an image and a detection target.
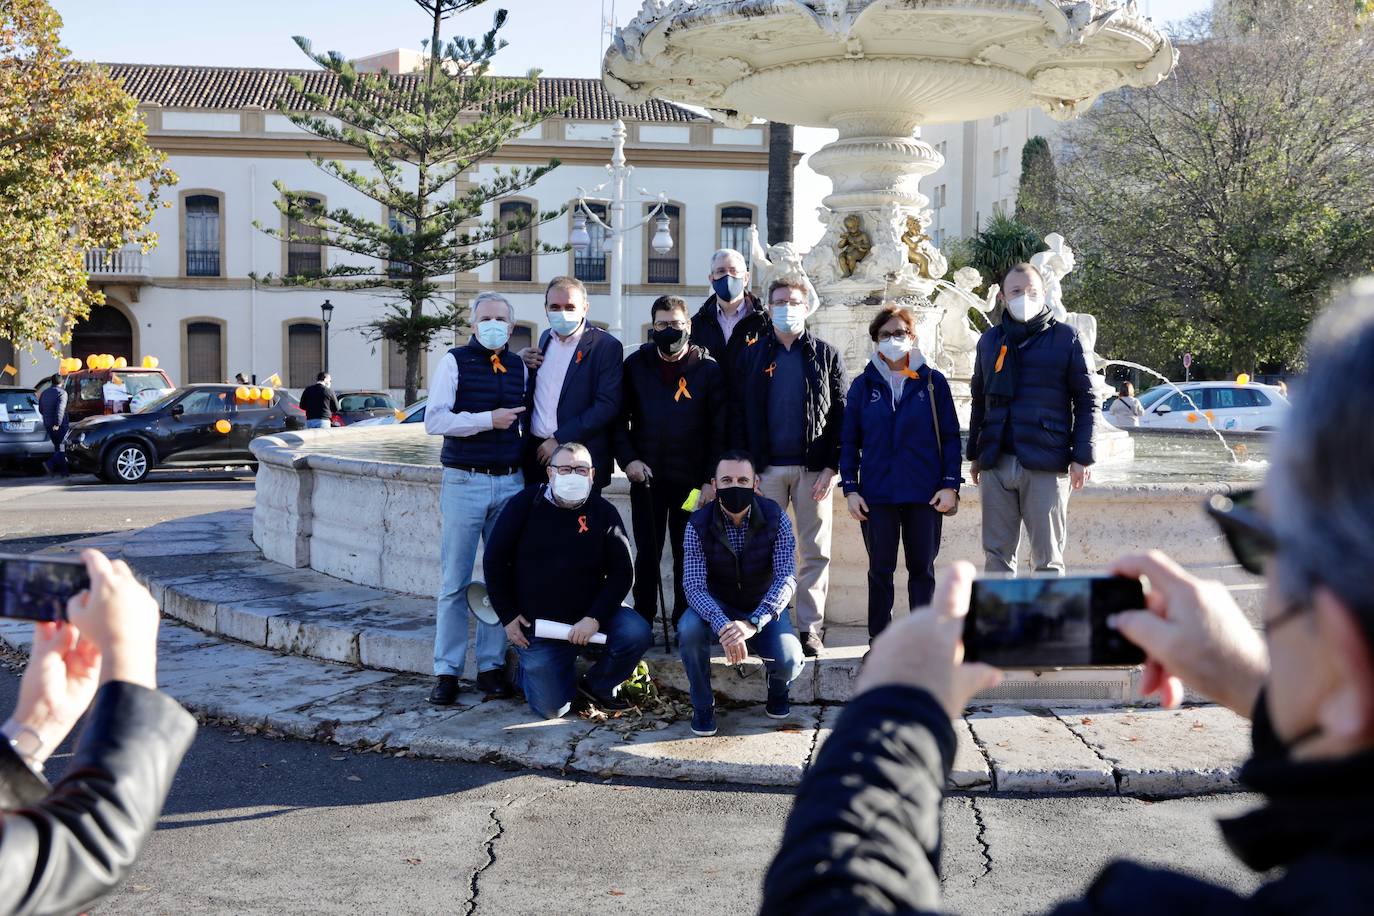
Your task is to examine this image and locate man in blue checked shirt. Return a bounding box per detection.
[678,449,807,737]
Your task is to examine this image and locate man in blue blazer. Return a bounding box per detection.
[522,276,625,484]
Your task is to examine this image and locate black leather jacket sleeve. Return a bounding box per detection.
[0,681,197,916]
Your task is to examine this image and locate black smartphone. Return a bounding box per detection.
[0,554,88,623]
[963,575,1146,668]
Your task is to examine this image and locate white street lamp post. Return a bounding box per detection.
[569,119,673,343]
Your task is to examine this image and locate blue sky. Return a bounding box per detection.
[52,0,1213,77]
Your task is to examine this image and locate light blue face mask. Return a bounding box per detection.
[547,311,583,337]
[771,304,806,334]
[476,319,511,350]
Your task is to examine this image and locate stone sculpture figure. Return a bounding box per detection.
[1030,232,1076,322]
[836,215,872,278]
[932,266,991,378]
[902,216,935,278]
[803,208,845,288]
[749,224,821,315]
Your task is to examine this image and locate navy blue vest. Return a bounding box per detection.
[439,340,525,470]
[688,496,783,616]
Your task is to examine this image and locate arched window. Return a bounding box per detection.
[185,195,221,277]
[574,203,609,283]
[498,200,534,282]
[286,322,323,387]
[287,196,325,277]
[719,205,753,256]
[185,321,223,383]
[646,204,681,284]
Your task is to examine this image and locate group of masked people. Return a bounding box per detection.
[426,250,1097,737]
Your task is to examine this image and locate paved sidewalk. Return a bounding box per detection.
[2,511,1256,795]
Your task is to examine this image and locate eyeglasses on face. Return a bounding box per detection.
[551,465,592,476]
[710,267,745,279]
[1205,488,1276,576]
[652,320,688,331]
[877,330,910,342]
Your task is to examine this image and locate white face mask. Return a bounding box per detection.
[551,472,591,505]
[877,336,912,362]
[771,304,806,334]
[1006,293,1044,322]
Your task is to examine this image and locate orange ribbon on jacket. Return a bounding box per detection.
[765,361,776,378]
[490,353,507,374]
[746,333,759,346]
[577,515,588,533]
[575,350,584,364]
[994,344,1008,373]
[674,377,692,402]
[900,367,920,380]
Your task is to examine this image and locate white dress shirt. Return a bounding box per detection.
[532,324,585,439]
[716,297,748,345]
[424,347,527,439]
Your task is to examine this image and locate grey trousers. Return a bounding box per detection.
[758,464,833,636]
[979,454,1070,575]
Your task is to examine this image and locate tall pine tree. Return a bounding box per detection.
[256,0,570,402]
[1014,136,1058,238]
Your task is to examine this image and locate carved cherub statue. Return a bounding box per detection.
[802,208,845,288]
[902,216,934,278]
[1030,232,1076,321]
[748,224,821,315]
[836,214,871,278]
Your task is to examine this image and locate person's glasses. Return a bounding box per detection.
[772,299,804,308]
[877,331,910,342]
[710,268,745,279]
[551,465,592,476]
[1205,489,1275,576]
[653,320,687,331]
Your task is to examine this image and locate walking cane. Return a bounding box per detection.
[645,476,673,652]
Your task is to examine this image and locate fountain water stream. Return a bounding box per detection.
[1100,359,1239,462]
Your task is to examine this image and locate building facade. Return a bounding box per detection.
[11,61,773,396]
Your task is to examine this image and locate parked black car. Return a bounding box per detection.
[63,384,306,483]
[0,386,53,474]
[335,390,398,426]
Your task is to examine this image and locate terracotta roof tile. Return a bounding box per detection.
[100,63,701,123]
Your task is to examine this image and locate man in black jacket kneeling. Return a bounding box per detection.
[761,280,1374,915]
[484,441,651,720]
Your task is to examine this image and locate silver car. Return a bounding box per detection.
[0,387,54,474]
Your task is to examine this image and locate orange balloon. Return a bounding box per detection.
[235,386,250,401]
[214,419,231,434]
[1186,413,1199,423]
[247,386,261,401]
[86,354,98,369]
[114,356,127,369]
[1236,373,1250,386]
[258,387,274,401]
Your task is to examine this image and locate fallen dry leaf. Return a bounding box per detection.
[609,889,625,897]
[404,857,422,866]
[1080,717,1094,726]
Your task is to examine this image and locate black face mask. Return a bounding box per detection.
[652,326,687,356]
[716,485,754,514]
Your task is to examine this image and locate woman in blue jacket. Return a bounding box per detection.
[840,306,962,640]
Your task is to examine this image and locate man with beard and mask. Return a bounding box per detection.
[967,263,1096,575]
[732,278,847,657]
[424,291,529,706]
[483,442,651,720]
[763,278,1374,916]
[615,295,728,633]
[678,450,807,737]
[691,248,769,373]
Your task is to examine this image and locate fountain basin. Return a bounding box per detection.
[251,426,1265,630]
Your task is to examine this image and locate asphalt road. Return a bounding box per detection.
[0,475,1268,915]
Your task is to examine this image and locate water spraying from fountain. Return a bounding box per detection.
[1101,359,1238,462]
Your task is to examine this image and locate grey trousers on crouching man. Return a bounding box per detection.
[979,454,1071,575]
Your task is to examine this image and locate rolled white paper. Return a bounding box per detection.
[534,618,608,645]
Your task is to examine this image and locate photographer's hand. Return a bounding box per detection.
[64,549,160,691]
[855,561,1002,718]
[1109,551,1268,716]
[3,621,102,765]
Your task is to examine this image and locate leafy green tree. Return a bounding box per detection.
[1015,136,1058,237]
[256,0,570,402]
[970,214,1047,292]
[0,0,175,355]
[1061,0,1374,375]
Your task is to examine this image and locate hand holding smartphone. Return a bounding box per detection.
[963,574,1146,668]
[0,554,90,623]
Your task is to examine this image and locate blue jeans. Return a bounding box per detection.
[434,467,524,676]
[516,606,652,719]
[306,418,329,429]
[677,610,805,711]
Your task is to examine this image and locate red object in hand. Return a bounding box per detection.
[331,413,344,427]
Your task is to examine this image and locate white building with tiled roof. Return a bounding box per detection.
[9,59,774,396]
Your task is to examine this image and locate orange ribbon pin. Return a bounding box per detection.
[746,333,759,346]
[674,377,692,402]
[575,350,584,364]
[994,344,1008,373]
[577,515,588,533]
[765,361,776,378]
[900,367,920,380]
[490,353,507,374]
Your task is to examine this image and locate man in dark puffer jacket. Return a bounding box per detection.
[967,262,1097,575]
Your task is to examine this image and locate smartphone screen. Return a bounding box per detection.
[964,575,1146,668]
[0,555,88,623]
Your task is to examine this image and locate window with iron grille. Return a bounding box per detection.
[287,323,323,388]
[498,201,533,282]
[287,196,324,277]
[646,204,680,284]
[719,206,752,255]
[185,322,223,383]
[573,203,609,283]
[185,195,221,277]
[387,209,415,279]
[387,337,425,390]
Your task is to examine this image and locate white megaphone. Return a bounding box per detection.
[465,581,501,626]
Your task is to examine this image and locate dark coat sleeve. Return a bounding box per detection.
[820,345,847,470]
[613,354,641,471]
[839,375,865,496]
[553,332,624,447]
[933,371,963,491]
[589,501,634,626]
[704,360,729,484]
[728,344,755,451]
[1066,332,1097,467]
[0,682,196,916]
[483,487,533,626]
[967,343,986,462]
[761,685,954,916]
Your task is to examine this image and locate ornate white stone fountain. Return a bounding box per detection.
[604,0,1176,443]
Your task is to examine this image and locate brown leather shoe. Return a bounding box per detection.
[428,675,461,705]
[802,632,824,658]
